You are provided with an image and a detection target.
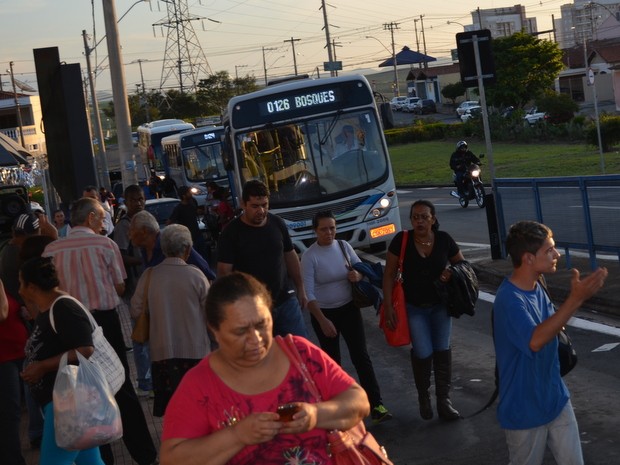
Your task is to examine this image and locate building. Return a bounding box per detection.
[556,1,620,49]
[0,90,46,156]
[470,4,538,37]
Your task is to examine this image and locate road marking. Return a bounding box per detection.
[479,291,620,338]
[592,343,620,352]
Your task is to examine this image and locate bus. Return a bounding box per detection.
[137,119,194,180]
[161,126,229,204]
[222,74,401,253]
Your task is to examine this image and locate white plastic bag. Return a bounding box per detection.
[53,351,123,450]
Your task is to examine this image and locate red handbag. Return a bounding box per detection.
[278,335,394,465]
[379,230,411,347]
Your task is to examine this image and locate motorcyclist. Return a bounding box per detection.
[450,141,481,198]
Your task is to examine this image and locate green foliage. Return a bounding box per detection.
[384,121,461,145]
[441,82,466,106]
[536,91,579,124]
[388,141,618,185]
[586,115,620,152]
[197,71,258,115]
[486,32,564,109]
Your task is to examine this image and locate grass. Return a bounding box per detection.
[387,140,620,185]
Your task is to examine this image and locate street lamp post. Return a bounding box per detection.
[366,35,399,96]
[7,62,25,147]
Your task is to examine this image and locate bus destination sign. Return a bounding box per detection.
[258,88,342,116]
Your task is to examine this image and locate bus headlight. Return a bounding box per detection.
[367,196,392,220]
[190,186,208,196]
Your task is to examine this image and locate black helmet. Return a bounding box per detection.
[456,140,468,151]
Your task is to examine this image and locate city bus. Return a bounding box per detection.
[222,74,401,253]
[161,126,229,204]
[137,119,194,180]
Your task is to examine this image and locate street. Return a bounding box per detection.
[359,187,620,465]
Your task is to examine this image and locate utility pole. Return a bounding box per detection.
[383,22,400,96]
[332,40,342,77]
[413,19,420,53]
[420,15,428,68]
[82,30,110,189]
[284,37,301,75]
[262,46,277,86]
[136,59,150,122]
[320,0,335,77]
[8,62,25,147]
[102,0,138,188]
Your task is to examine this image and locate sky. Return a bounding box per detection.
[0,0,568,100]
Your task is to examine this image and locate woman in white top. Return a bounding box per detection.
[301,210,391,424]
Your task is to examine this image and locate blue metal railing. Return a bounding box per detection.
[493,175,620,270]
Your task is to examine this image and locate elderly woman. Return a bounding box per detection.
[131,224,210,417]
[160,272,369,465]
[19,257,104,465]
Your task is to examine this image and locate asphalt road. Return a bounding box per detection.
[359,187,620,465]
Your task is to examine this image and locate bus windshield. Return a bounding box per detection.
[182,142,227,182]
[235,109,388,208]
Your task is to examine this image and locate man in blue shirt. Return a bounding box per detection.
[494,221,607,465]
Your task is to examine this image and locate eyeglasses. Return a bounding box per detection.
[411,214,432,221]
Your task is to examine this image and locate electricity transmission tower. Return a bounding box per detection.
[154,0,213,93]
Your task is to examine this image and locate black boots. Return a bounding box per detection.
[433,349,460,420]
[410,351,433,420]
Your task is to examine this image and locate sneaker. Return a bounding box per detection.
[371,405,393,424]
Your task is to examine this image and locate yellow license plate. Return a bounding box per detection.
[370,223,396,239]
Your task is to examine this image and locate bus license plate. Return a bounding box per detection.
[370,223,396,239]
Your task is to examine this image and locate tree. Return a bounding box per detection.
[441,82,466,106]
[197,71,258,115]
[485,32,564,109]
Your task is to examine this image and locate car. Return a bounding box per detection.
[401,97,421,113]
[389,96,408,111]
[523,107,548,125]
[414,99,437,115]
[460,106,482,122]
[456,100,480,118]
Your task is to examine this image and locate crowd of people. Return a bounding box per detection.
[0,177,608,465]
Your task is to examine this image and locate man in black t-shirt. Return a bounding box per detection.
[216,180,308,337]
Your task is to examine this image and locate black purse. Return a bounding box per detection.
[337,240,373,308]
[558,326,578,376]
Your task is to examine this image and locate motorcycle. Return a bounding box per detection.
[450,154,486,208]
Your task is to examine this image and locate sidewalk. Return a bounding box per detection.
[19,302,162,465]
[463,244,620,320]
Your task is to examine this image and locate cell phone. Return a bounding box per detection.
[277,403,300,422]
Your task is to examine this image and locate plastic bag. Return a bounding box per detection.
[53,351,123,450]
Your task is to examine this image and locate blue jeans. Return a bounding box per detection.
[505,400,583,465]
[132,340,152,391]
[40,402,105,465]
[0,359,26,465]
[407,303,452,359]
[272,295,309,338]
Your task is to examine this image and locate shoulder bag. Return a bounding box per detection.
[337,240,373,309]
[50,296,125,394]
[278,335,394,465]
[131,268,153,344]
[379,230,410,347]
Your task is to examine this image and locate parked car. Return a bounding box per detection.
[414,99,437,114]
[523,107,548,125]
[460,106,482,122]
[401,97,421,113]
[389,96,408,111]
[456,100,480,118]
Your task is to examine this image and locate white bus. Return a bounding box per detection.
[161,126,228,204]
[137,119,194,180]
[222,74,401,252]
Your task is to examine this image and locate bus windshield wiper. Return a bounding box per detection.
[319,111,342,146]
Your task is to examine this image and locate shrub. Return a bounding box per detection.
[586,114,620,152]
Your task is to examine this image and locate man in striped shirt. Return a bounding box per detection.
[43,197,157,465]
